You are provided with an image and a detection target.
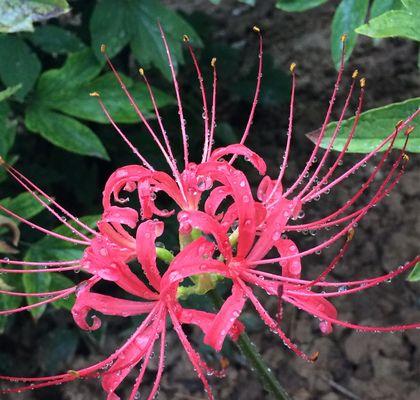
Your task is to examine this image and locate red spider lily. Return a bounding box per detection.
[170,37,420,358]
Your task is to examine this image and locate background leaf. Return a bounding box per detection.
[307,97,420,153]
[0,192,46,221]
[29,25,85,54]
[25,107,109,159]
[22,269,52,319]
[0,36,41,100]
[407,262,420,282]
[370,0,401,19]
[0,85,22,102]
[276,0,328,12]
[331,0,369,68]
[49,273,75,310]
[0,102,17,157]
[0,0,70,33]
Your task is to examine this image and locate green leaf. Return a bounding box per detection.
[407,262,420,282]
[29,25,85,54]
[36,49,102,97]
[401,0,420,15]
[50,273,75,310]
[22,268,52,319]
[25,107,109,159]
[370,0,400,19]
[0,36,41,100]
[0,102,17,157]
[0,192,46,221]
[25,215,99,262]
[308,97,420,153]
[90,0,202,81]
[0,85,21,102]
[331,0,369,68]
[0,275,22,333]
[0,0,70,33]
[90,0,132,60]
[42,72,174,123]
[276,0,328,12]
[355,10,420,41]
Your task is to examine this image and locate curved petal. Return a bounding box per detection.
[102,206,138,229]
[209,144,267,175]
[204,284,247,351]
[136,220,164,290]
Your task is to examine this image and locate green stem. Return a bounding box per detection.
[209,290,291,400]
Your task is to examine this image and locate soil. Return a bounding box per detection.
[2,1,419,400]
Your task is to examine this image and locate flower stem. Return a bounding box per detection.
[209,290,291,400]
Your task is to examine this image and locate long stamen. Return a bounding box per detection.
[0,287,75,297]
[1,159,98,237]
[266,62,297,204]
[0,204,89,245]
[1,265,81,274]
[206,57,218,160]
[230,26,263,164]
[297,71,359,200]
[283,35,347,198]
[157,23,189,167]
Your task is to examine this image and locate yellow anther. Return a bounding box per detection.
[341,34,347,42]
[67,370,80,378]
[402,153,409,162]
[139,67,145,76]
[100,44,106,53]
[211,57,217,68]
[0,156,4,165]
[220,357,230,369]
[182,34,190,42]
[347,228,355,242]
[360,78,366,88]
[352,69,358,79]
[89,91,100,97]
[310,351,320,362]
[395,120,404,129]
[405,126,414,136]
[253,26,260,33]
[290,62,297,73]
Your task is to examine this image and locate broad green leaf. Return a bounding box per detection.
[22,268,52,319]
[308,97,420,153]
[276,0,328,12]
[370,0,401,19]
[407,262,420,282]
[90,0,132,60]
[90,0,202,81]
[0,192,46,221]
[25,107,109,160]
[331,0,369,68]
[36,49,102,97]
[0,102,17,157]
[355,10,420,41]
[0,85,21,102]
[401,0,420,15]
[0,36,41,100]
[25,215,99,262]
[50,273,75,310]
[42,72,174,123]
[29,25,85,54]
[0,0,70,33]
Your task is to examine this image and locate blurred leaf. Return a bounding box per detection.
[50,273,75,310]
[355,10,420,41]
[0,275,22,333]
[25,215,99,262]
[0,36,41,100]
[0,102,17,157]
[29,25,85,54]
[22,268,52,319]
[370,0,401,19]
[0,0,70,33]
[25,107,109,159]
[44,72,174,123]
[38,328,78,373]
[401,0,420,14]
[331,0,369,68]
[0,215,20,253]
[90,0,202,81]
[0,85,21,102]
[0,192,46,221]
[276,0,328,12]
[307,97,420,153]
[407,262,420,282]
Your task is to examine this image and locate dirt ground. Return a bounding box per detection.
[2,0,419,399]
